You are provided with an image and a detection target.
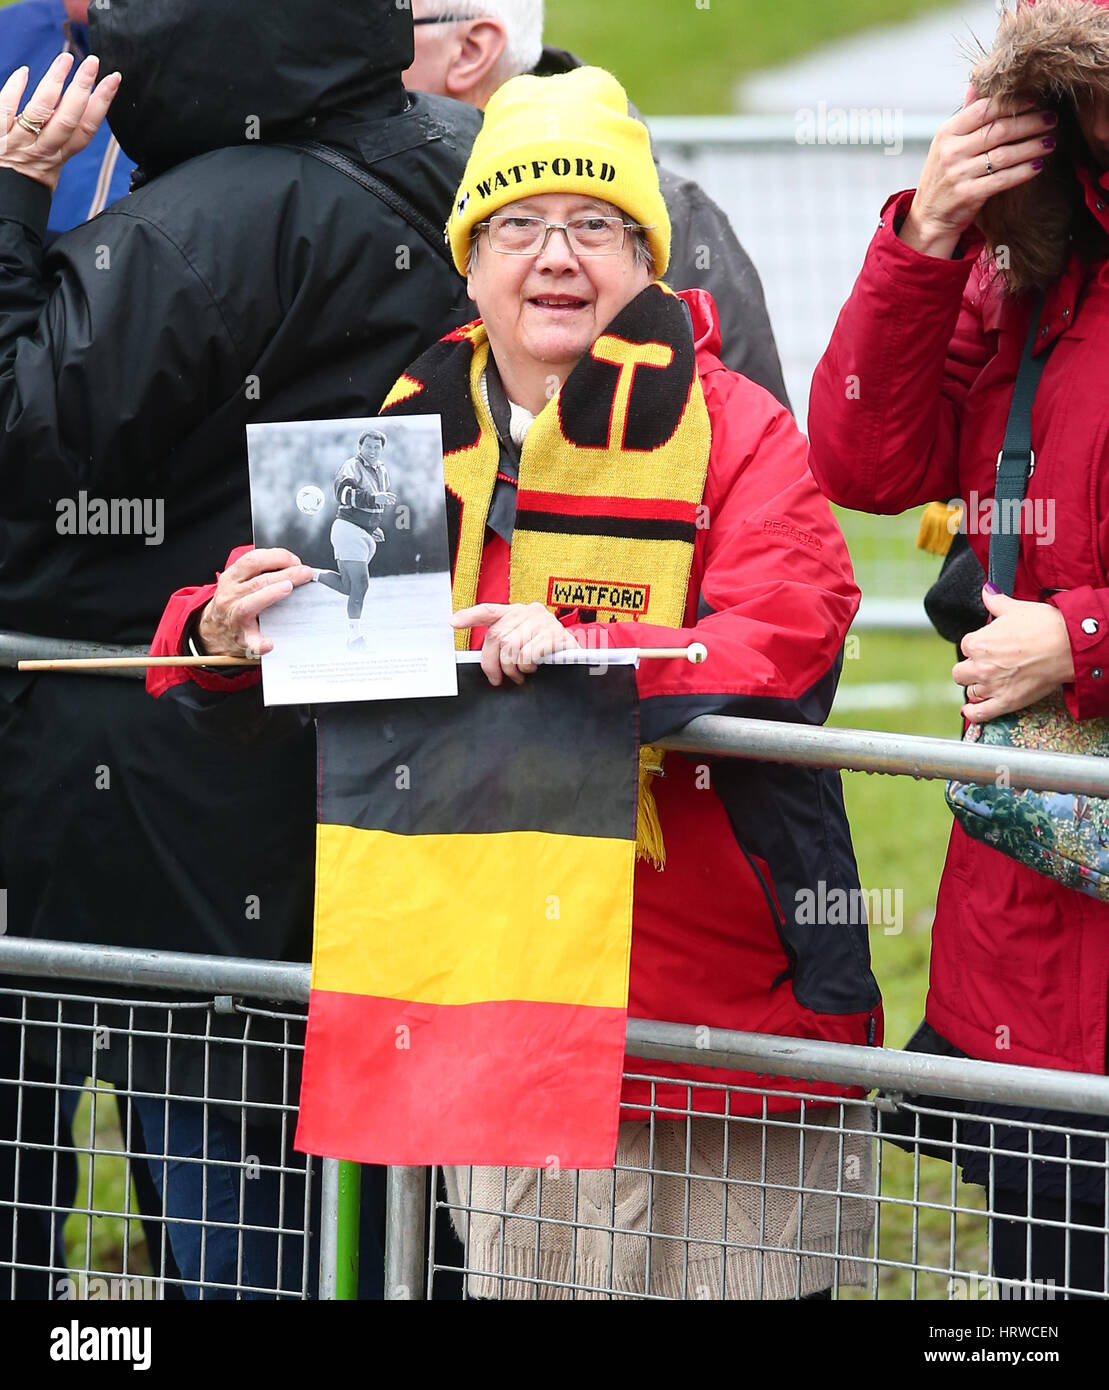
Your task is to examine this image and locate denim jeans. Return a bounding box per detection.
[132,1095,386,1300]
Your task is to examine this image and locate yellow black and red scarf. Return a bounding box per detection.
[381,282,711,863]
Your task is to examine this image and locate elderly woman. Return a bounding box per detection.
[809,0,1109,1298]
[157,67,880,1300]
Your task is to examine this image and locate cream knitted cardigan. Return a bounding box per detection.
[444,1105,875,1300]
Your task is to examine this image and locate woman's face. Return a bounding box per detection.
[1076,93,1109,173]
[466,193,653,381]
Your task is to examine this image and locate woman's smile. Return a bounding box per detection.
[527,294,590,312]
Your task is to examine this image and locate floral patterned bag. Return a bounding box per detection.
[942,293,1109,898]
[946,692,1109,902]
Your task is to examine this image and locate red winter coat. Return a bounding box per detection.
[152,289,881,1115]
[808,173,1109,1077]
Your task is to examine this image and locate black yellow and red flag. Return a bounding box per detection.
[294,663,638,1169]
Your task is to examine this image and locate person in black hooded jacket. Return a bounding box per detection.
[0,0,481,1298]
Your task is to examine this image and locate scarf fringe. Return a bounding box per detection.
[636,748,666,869]
[916,501,961,557]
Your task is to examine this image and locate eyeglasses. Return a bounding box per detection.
[476,215,649,257]
[412,15,470,23]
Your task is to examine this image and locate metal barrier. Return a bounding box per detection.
[0,946,322,1301]
[3,719,1108,1300]
[3,934,1109,1302]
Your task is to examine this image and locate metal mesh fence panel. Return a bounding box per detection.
[0,979,317,1301]
[430,1076,1107,1302]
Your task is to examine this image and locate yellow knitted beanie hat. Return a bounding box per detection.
[446,66,671,278]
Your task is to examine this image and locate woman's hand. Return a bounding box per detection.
[954,587,1075,724]
[196,549,314,659]
[900,88,1056,258]
[0,54,121,193]
[452,601,582,686]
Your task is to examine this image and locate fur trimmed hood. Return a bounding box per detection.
[970,0,1109,291]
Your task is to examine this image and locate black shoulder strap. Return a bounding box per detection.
[988,290,1051,596]
[279,139,454,269]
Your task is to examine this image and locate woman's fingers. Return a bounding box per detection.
[518,624,579,672]
[229,577,297,624]
[962,692,1006,724]
[905,96,1055,254]
[456,602,581,686]
[35,58,119,162]
[972,107,1056,156]
[946,93,1040,138]
[0,54,120,188]
[483,613,527,686]
[966,131,1054,180]
[19,51,73,128]
[226,547,305,582]
[77,70,122,146]
[203,552,311,656]
[234,615,272,661]
[0,66,30,134]
[229,590,287,659]
[451,602,508,629]
[34,56,99,156]
[237,563,312,599]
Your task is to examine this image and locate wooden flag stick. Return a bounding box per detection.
[18,655,257,671]
[18,642,708,673]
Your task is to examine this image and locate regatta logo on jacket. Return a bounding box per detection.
[547,576,649,615]
[763,518,822,550]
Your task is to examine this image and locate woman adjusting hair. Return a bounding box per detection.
[166,66,880,1299]
[808,0,1109,1299]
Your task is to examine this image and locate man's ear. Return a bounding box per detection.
[445,19,508,106]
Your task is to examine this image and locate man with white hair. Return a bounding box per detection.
[404,0,790,405]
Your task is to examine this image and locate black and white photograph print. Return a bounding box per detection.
[246,415,457,706]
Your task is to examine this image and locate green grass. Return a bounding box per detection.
[545,0,963,113]
[64,1086,154,1285]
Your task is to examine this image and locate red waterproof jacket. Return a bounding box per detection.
[152,289,881,1114]
[808,176,1109,1076]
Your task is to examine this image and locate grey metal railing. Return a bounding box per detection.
[4,937,1109,1119]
